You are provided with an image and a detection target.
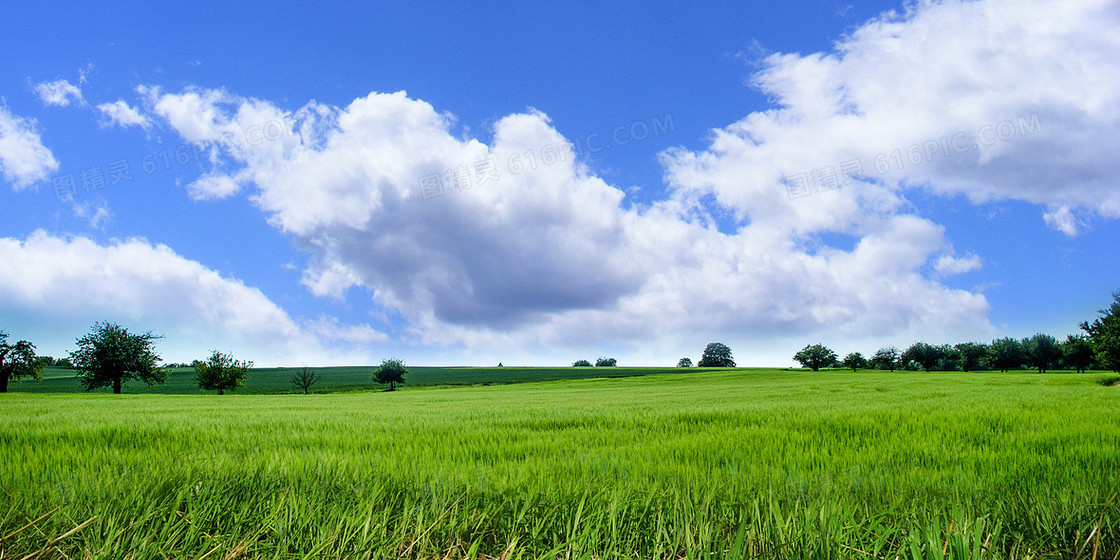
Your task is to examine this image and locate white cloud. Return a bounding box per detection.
[0,231,382,366]
[34,79,84,107]
[70,199,112,229]
[96,100,151,129]
[186,173,242,200]
[0,106,59,190]
[136,0,1120,364]
[663,0,1120,226]
[1042,205,1082,236]
[143,85,993,364]
[934,253,983,276]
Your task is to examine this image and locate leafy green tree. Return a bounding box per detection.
[871,347,899,372]
[901,342,944,372]
[841,352,869,371]
[1021,333,1061,373]
[595,357,617,367]
[0,331,43,393]
[698,342,735,367]
[793,344,837,372]
[194,350,253,395]
[290,367,321,394]
[1062,334,1095,373]
[69,322,166,394]
[984,337,1025,372]
[1081,291,1120,372]
[572,359,592,367]
[677,357,693,368]
[954,342,987,372]
[373,358,407,391]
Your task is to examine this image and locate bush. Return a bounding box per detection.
[1094,373,1120,386]
[677,358,693,368]
[572,359,592,367]
[595,357,617,367]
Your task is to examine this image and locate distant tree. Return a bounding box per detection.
[901,342,943,372]
[841,352,869,371]
[1021,333,1061,373]
[70,322,166,394]
[1081,291,1120,372]
[572,359,592,367]
[677,357,693,368]
[871,347,900,372]
[0,331,43,393]
[372,358,407,391]
[55,357,74,369]
[984,337,1025,372]
[1062,334,1096,373]
[595,357,618,367]
[793,344,837,372]
[954,342,987,372]
[290,367,321,394]
[194,350,253,395]
[698,342,735,368]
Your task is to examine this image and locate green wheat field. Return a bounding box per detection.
[2,368,1118,559]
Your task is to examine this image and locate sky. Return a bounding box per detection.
[1,1,1119,367]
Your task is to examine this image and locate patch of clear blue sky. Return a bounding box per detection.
[3,1,1112,340]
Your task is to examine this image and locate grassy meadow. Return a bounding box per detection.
[13,365,693,394]
[2,369,1119,558]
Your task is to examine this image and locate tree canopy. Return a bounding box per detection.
[373,358,407,391]
[985,337,1025,372]
[1022,333,1061,373]
[871,347,899,372]
[901,342,944,372]
[0,331,42,393]
[793,344,837,372]
[841,352,869,371]
[1081,291,1120,372]
[69,322,166,394]
[1062,334,1095,373]
[194,350,253,395]
[698,343,735,368]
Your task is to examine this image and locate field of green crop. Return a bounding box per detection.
[13,365,693,394]
[2,369,1119,559]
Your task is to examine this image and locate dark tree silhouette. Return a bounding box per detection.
[698,343,735,367]
[373,358,407,391]
[70,322,166,394]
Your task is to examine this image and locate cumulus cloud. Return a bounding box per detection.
[34,79,84,107]
[139,85,991,363]
[0,106,59,189]
[96,100,151,129]
[0,231,381,365]
[134,0,1120,363]
[663,0,1120,234]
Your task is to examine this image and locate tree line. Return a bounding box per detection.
[0,321,410,394]
[792,291,1120,374]
[3,291,1117,393]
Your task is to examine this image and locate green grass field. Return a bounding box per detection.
[2,369,1119,559]
[12,365,694,394]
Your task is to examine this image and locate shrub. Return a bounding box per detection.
[1094,373,1120,387]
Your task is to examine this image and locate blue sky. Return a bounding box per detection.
[2,1,1118,367]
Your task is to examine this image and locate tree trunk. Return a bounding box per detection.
[113,378,122,394]
[219,389,224,395]
[0,374,8,393]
